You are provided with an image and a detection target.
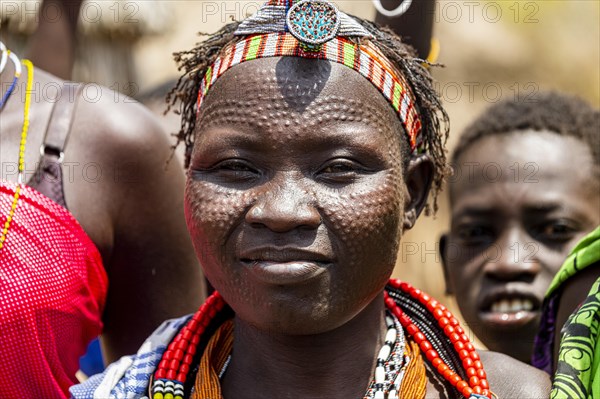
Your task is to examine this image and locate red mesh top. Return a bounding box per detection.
[0,181,107,399]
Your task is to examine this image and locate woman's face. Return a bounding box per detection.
[442,131,599,362]
[185,57,417,335]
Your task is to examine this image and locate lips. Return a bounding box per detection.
[478,288,542,329]
[239,247,333,285]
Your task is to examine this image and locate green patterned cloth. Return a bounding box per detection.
[547,227,600,297]
[550,227,600,399]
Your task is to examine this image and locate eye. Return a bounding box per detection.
[204,159,260,182]
[322,162,355,174]
[316,159,366,184]
[455,223,495,245]
[218,160,253,172]
[534,219,578,242]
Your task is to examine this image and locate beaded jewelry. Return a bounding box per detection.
[0,42,8,74]
[365,312,407,399]
[0,57,34,252]
[150,280,494,399]
[198,0,424,151]
[0,50,22,109]
[385,280,494,398]
[286,0,341,51]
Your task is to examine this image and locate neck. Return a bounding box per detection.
[222,293,387,399]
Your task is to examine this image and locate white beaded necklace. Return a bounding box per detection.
[365,312,408,399]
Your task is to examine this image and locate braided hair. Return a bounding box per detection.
[167,16,450,212]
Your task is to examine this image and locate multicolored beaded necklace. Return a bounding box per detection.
[150,280,494,399]
[0,50,34,252]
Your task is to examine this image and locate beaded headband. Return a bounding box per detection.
[196,0,423,150]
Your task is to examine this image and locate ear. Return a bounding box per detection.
[439,233,454,295]
[402,153,433,231]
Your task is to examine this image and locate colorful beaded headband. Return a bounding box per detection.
[196,0,423,150]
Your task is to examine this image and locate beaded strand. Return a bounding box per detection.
[0,57,34,252]
[0,42,8,74]
[385,279,492,398]
[386,285,466,389]
[151,292,227,399]
[0,49,21,109]
[366,312,406,399]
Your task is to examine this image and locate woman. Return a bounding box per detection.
[72,1,550,398]
[0,42,204,398]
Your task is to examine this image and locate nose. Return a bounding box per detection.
[245,179,322,233]
[483,227,541,282]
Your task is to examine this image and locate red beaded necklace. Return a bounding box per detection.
[150,280,493,399]
[385,280,492,398]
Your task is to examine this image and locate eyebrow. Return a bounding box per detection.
[452,202,568,221]
[451,207,497,220]
[523,203,563,214]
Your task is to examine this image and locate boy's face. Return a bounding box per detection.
[442,130,599,362]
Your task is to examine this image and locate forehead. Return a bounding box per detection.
[450,130,599,213]
[197,57,403,138]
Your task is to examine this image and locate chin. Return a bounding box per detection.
[237,299,348,336]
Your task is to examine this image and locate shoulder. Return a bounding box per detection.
[33,69,168,151]
[73,84,170,160]
[480,351,551,399]
[70,315,191,399]
[31,68,176,186]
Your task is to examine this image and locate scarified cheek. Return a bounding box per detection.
[184,180,256,244]
[319,176,405,256]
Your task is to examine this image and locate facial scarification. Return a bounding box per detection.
[185,58,410,335]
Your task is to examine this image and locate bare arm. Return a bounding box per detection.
[374,0,436,59]
[67,89,206,363]
[480,351,551,399]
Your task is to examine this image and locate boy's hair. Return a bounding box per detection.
[452,91,599,170]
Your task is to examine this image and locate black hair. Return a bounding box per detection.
[167,16,450,212]
[452,91,600,170]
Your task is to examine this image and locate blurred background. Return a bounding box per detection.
[2,0,599,346]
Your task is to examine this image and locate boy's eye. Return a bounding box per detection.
[535,220,578,241]
[455,224,494,244]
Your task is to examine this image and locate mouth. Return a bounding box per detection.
[479,291,542,329]
[239,247,333,285]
